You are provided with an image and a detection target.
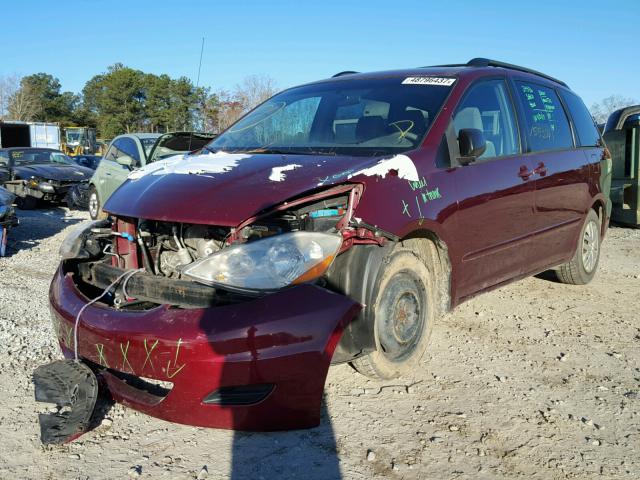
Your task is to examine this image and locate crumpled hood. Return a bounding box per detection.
[104,150,419,226]
[14,164,93,182]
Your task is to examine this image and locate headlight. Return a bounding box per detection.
[182,231,342,292]
[59,220,102,260]
[39,182,55,193]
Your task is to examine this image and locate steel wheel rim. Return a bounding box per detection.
[89,193,98,218]
[581,220,599,273]
[377,270,426,362]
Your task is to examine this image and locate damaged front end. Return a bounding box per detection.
[37,184,392,441]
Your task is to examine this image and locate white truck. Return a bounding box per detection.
[0,121,61,150]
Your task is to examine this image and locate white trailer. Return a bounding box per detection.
[0,121,60,150]
[29,122,61,149]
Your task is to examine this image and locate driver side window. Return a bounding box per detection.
[453,79,519,161]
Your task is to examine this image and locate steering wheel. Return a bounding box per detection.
[388,120,418,143]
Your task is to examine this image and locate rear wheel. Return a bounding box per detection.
[88,186,105,220]
[351,248,436,380]
[556,209,601,285]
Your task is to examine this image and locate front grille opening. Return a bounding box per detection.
[64,260,254,310]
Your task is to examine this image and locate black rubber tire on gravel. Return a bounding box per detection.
[351,246,436,380]
[556,209,601,285]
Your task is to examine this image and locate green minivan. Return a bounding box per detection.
[88,132,215,219]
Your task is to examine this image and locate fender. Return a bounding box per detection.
[325,242,395,363]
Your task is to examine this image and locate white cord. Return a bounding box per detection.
[73,268,144,361]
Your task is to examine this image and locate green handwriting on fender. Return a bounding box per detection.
[421,188,442,202]
[402,176,443,223]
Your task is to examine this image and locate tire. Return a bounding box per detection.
[88,186,106,220]
[556,209,601,285]
[66,193,76,210]
[16,195,38,210]
[351,247,436,380]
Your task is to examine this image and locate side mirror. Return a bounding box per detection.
[116,155,134,168]
[458,128,486,165]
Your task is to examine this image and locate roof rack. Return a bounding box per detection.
[332,71,359,78]
[423,58,568,87]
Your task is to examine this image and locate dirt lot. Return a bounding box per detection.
[0,208,638,479]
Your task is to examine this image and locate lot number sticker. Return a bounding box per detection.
[402,76,456,86]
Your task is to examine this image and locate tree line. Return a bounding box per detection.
[0,64,278,139]
[0,65,637,138]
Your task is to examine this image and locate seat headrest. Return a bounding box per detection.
[356,116,386,142]
[453,107,483,134]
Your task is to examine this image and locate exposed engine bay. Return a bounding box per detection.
[64,185,391,309]
[146,194,348,279]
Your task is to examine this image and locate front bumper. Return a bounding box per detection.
[49,266,361,431]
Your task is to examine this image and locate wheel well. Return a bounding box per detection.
[400,231,452,316]
[591,200,605,236]
[327,231,452,363]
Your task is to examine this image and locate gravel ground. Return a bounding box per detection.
[0,207,639,479]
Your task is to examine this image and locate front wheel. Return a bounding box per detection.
[351,249,436,380]
[556,209,601,285]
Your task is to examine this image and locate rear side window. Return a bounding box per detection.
[560,90,602,147]
[515,81,573,152]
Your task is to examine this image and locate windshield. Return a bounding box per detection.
[65,129,85,145]
[208,76,454,157]
[10,149,74,166]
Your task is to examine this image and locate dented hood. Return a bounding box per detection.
[104,150,419,225]
[13,163,94,182]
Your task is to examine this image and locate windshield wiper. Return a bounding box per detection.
[202,145,226,155]
[241,148,337,156]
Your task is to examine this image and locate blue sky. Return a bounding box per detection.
[2,0,638,106]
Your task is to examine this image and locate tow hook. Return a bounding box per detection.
[33,360,99,444]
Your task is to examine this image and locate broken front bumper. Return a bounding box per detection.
[49,266,360,431]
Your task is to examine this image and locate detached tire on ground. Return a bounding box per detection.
[351,246,437,380]
[556,209,601,285]
[88,186,106,220]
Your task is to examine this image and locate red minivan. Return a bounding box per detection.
[38,58,611,441]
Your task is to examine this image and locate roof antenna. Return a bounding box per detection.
[188,37,205,152]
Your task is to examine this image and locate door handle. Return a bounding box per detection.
[533,162,547,177]
[518,165,533,180]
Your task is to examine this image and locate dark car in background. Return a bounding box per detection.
[0,186,18,256]
[72,155,103,170]
[42,58,609,440]
[0,148,94,209]
[66,155,103,209]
